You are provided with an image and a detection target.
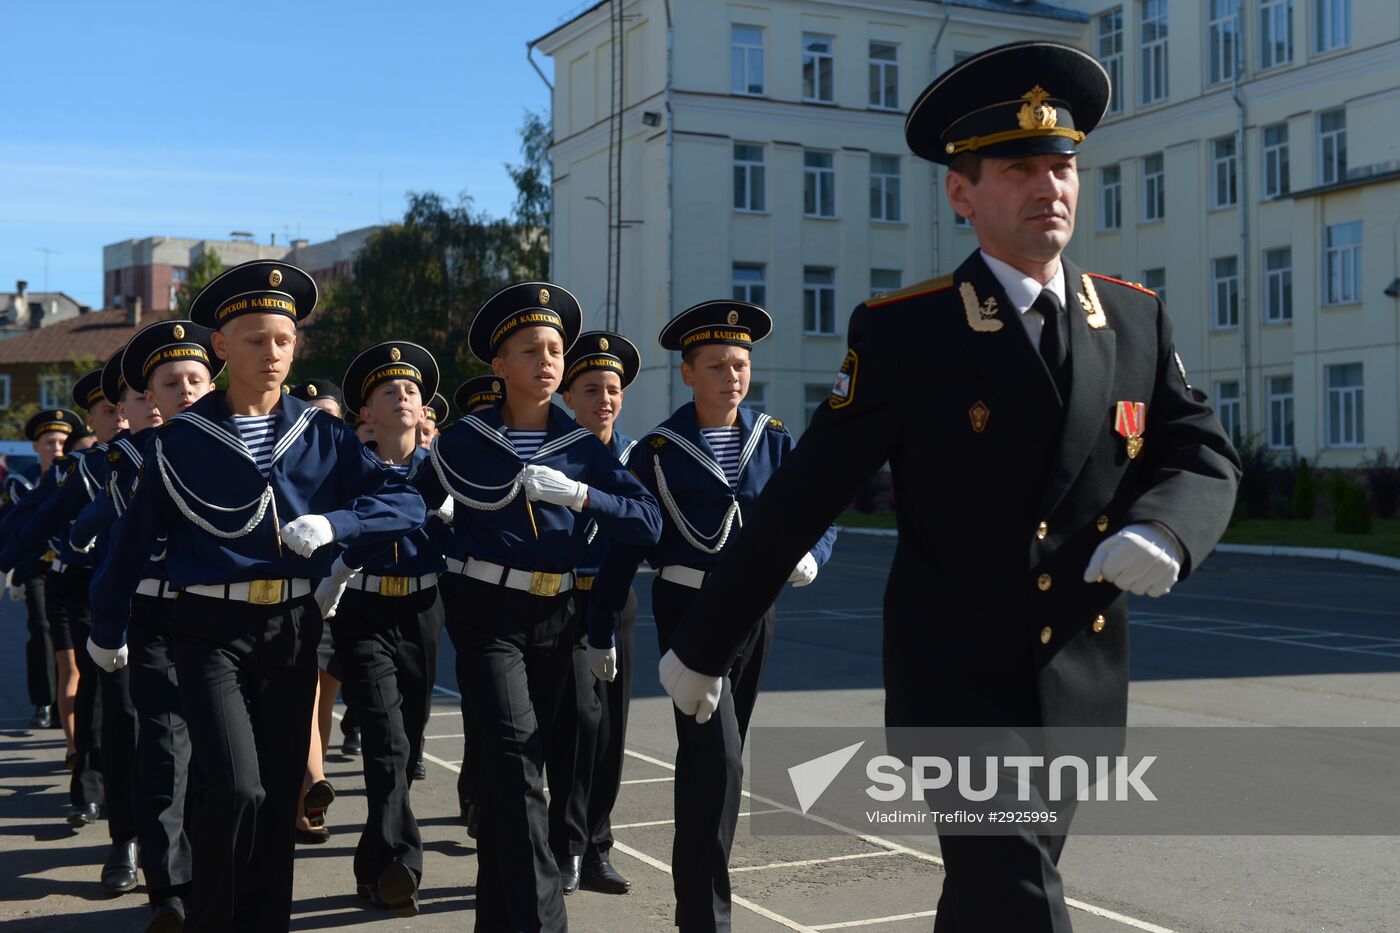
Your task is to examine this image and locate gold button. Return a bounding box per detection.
[1092,614,1106,633]
[1036,521,1048,540]
[1037,573,1052,592]
[1096,515,1109,533]
[1040,626,1053,644]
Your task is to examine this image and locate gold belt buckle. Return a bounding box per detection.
[248,579,284,605]
[576,575,595,591]
[379,575,411,597]
[528,571,563,597]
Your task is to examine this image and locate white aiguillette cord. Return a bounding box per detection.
[155,436,276,540]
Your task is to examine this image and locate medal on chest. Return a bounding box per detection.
[1115,401,1146,459]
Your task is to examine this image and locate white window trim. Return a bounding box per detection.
[733,143,766,214]
[38,374,71,410]
[731,25,765,97]
[1325,364,1364,448]
[1139,0,1169,106]
[1263,248,1293,323]
[1266,375,1295,450]
[803,151,837,219]
[1100,165,1122,231]
[1323,221,1362,307]
[1207,0,1241,86]
[1142,154,1165,222]
[1097,10,1124,115]
[1314,0,1351,54]
[868,41,900,111]
[1318,110,1346,186]
[1261,125,1289,199]
[1258,0,1294,69]
[802,34,835,105]
[803,269,838,336]
[732,264,766,306]
[1214,381,1242,444]
[1212,257,1240,330]
[870,155,902,223]
[1211,137,1238,209]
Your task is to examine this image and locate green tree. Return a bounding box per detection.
[176,250,225,313]
[505,109,552,281]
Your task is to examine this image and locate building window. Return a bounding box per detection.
[1212,256,1240,329]
[1323,221,1362,305]
[0,373,9,409]
[802,34,834,103]
[1262,124,1290,198]
[1318,109,1346,185]
[803,267,837,335]
[1315,0,1350,53]
[733,143,766,212]
[804,384,829,426]
[1142,267,1166,302]
[1097,10,1124,114]
[804,150,836,218]
[868,42,898,110]
[1142,153,1165,221]
[871,268,902,295]
[1207,0,1241,85]
[1264,248,1293,322]
[1100,165,1122,230]
[870,154,901,222]
[1140,0,1169,105]
[1267,375,1295,449]
[1325,363,1364,447]
[732,264,766,306]
[1215,382,1241,445]
[39,373,72,409]
[741,382,767,412]
[731,25,765,96]
[1259,0,1294,68]
[1211,136,1237,209]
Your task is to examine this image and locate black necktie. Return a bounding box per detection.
[1033,288,1070,400]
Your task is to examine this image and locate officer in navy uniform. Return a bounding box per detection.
[553,331,641,896]
[86,259,428,933]
[411,282,662,932]
[313,340,448,914]
[442,373,506,832]
[660,42,1242,933]
[588,301,837,933]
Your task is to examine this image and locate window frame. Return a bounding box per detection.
[1262,123,1290,199]
[1141,267,1167,302]
[1097,10,1125,115]
[1139,0,1169,105]
[1100,164,1122,230]
[38,373,72,409]
[0,373,10,409]
[870,268,902,296]
[1212,255,1240,329]
[868,41,899,111]
[1318,109,1346,186]
[803,150,837,219]
[1263,247,1293,323]
[1314,0,1351,54]
[730,25,766,96]
[732,142,767,213]
[1211,135,1238,209]
[1259,0,1294,69]
[1266,374,1295,449]
[1325,362,1364,448]
[869,153,902,223]
[1207,0,1241,87]
[1323,220,1362,306]
[1214,380,1242,446]
[802,33,835,104]
[802,266,838,336]
[732,263,766,307]
[1142,153,1165,222]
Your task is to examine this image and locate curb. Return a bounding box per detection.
[836,525,898,538]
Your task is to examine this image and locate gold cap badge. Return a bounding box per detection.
[598,337,609,351]
[492,380,502,392]
[306,384,317,397]
[282,384,290,394]
[389,347,401,362]
[269,269,283,287]
[726,310,739,325]
[539,287,551,306]
[172,324,185,339]
[1017,86,1058,130]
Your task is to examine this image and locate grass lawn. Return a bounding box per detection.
[841,512,1400,559]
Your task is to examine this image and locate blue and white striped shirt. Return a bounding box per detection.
[700,426,743,484]
[233,414,277,478]
[507,429,548,460]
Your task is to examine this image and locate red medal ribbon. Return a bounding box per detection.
[1115,401,1145,438]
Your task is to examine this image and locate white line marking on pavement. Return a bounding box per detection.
[731,850,899,873]
[424,733,466,739]
[1132,615,1400,659]
[612,807,784,830]
[619,776,674,785]
[1165,590,1400,618]
[811,909,938,929]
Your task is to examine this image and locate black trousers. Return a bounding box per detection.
[448,576,573,933]
[587,586,636,856]
[653,578,774,933]
[174,591,321,933]
[333,585,443,887]
[128,596,192,897]
[545,603,601,860]
[22,575,55,707]
[99,662,138,843]
[48,568,105,810]
[932,832,1071,933]
[439,574,479,808]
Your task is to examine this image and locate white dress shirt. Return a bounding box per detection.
[979,250,1069,351]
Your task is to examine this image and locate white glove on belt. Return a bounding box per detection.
[1084,522,1182,597]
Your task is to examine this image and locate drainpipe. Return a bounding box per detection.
[664,0,676,417]
[929,2,952,276]
[1232,16,1250,441]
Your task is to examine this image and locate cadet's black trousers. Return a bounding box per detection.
[48,567,105,810]
[652,578,774,933]
[22,575,55,707]
[332,585,442,887]
[98,661,138,843]
[448,576,572,933]
[174,591,320,933]
[545,608,601,860]
[128,595,192,898]
[587,586,636,856]
[932,832,1071,933]
[438,574,479,809]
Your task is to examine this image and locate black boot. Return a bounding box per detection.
[581,849,632,894]
[101,839,139,893]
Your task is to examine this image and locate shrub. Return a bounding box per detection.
[1235,434,1277,519]
[1334,477,1373,534]
[1292,458,1316,520]
[1361,448,1400,519]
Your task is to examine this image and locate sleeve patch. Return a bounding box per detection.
[828,348,859,410]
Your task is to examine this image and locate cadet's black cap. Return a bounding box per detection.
[342,341,440,415]
[562,331,641,391]
[101,344,133,405]
[290,379,344,410]
[906,41,1110,166]
[187,259,318,330]
[25,408,83,441]
[122,319,222,393]
[659,300,772,354]
[424,393,450,424]
[71,368,105,411]
[467,281,582,363]
[454,375,504,415]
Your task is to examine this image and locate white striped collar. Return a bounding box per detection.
[171,404,318,474]
[650,408,773,490]
[115,436,144,468]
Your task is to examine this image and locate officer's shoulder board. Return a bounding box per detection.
[1087,272,1157,298]
[865,273,955,309]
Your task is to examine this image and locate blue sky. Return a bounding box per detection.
[0,0,587,307]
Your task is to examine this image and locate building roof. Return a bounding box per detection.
[0,306,174,365]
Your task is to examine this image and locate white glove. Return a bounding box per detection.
[658,649,723,724]
[314,556,359,620]
[588,645,618,683]
[86,636,128,673]
[787,551,819,588]
[522,464,589,511]
[280,514,336,557]
[1084,522,1182,597]
[5,571,22,602]
[432,496,455,526]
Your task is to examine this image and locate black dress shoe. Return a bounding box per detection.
[411,758,427,781]
[67,802,101,826]
[30,705,53,728]
[375,861,419,915]
[558,854,582,895]
[460,801,480,839]
[101,839,139,893]
[341,727,362,756]
[295,826,330,845]
[581,850,632,894]
[145,894,185,933]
